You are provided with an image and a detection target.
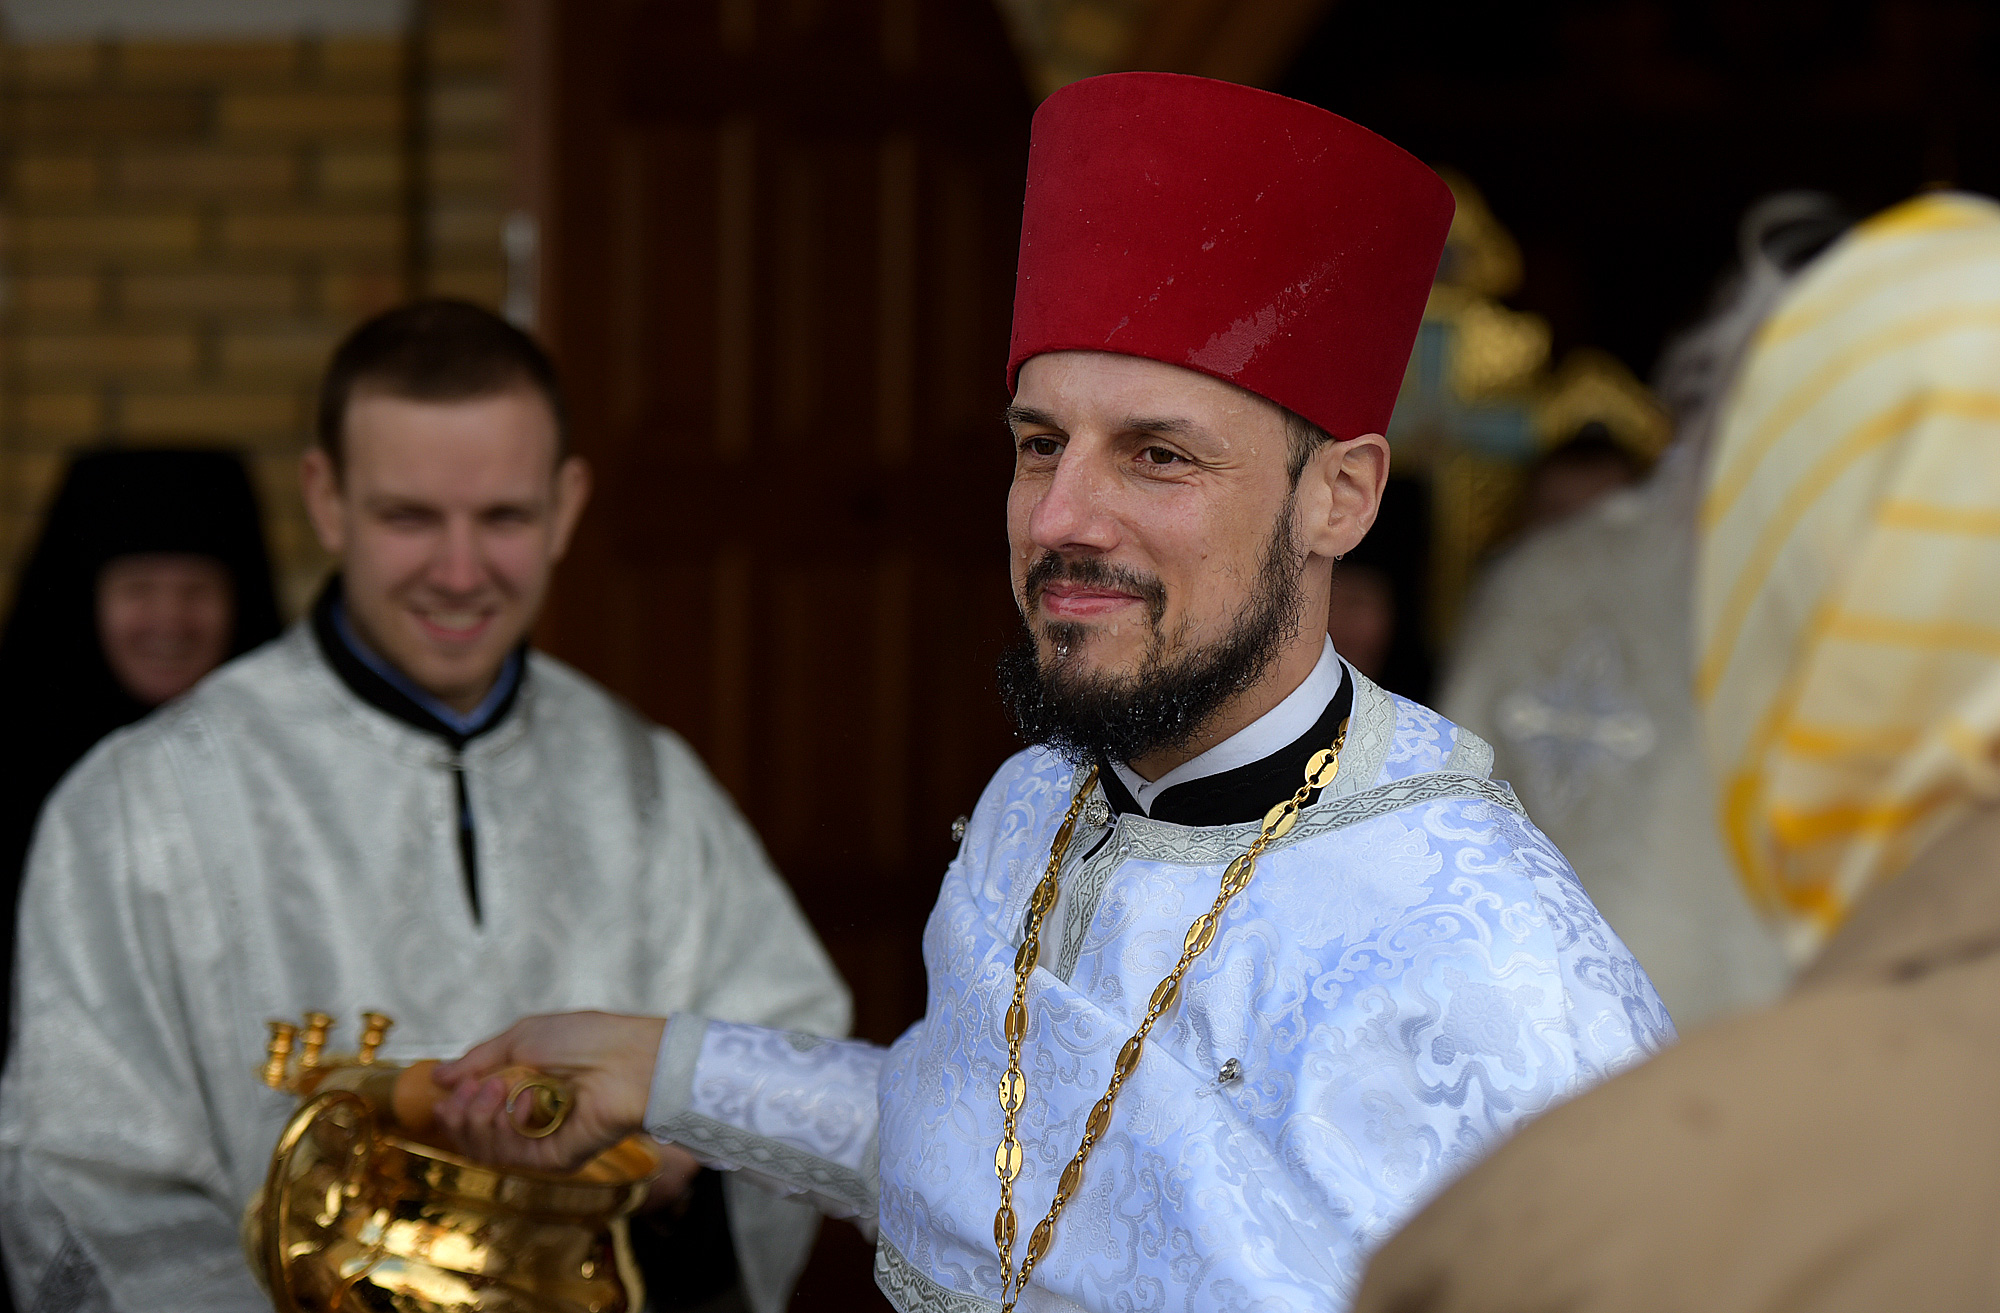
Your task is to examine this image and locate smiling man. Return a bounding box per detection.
[431,76,1671,1311]
[0,301,849,1313]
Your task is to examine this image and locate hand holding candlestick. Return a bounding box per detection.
[431,1010,669,1174]
[247,1007,663,1313]
[256,1007,575,1140]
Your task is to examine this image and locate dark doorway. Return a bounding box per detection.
[529,1,1033,1305]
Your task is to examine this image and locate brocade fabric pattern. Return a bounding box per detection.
[647,670,1673,1312]
[652,1021,884,1225]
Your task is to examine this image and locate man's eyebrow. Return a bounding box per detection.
[1122,416,1199,437]
[361,493,436,512]
[1002,407,1200,436]
[1004,405,1061,431]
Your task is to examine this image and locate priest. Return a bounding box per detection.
[434,74,1672,1311]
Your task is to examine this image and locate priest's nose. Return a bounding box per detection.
[1026,445,1121,557]
[430,519,486,593]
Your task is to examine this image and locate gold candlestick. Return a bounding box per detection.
[259,1021,296,1090]
[298,1012,333,1070]
[356,1011,393,1064]
[244,1005,656,1313]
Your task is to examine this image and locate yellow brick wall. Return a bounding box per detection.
[0,0,510,620]
[423,0,509,311]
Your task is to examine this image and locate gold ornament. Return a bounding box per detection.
[245,1008,658,1312]
[993,717,1349,1309]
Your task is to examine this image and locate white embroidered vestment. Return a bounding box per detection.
[645,669,1672,1312]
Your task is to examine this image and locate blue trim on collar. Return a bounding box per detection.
[331,598,522,739]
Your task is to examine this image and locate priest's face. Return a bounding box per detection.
[1002,351,1378,770]
[302,386,590,712]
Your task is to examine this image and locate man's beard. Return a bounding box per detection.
[996,505,1307,766]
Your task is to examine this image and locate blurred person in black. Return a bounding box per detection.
[0,447,281,1010]
[0,447,279,1313]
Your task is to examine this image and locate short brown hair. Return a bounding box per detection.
[1283,407,1336,483]
[315,299,567,472]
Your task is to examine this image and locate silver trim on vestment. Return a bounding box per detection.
[874,1238,1000,1313]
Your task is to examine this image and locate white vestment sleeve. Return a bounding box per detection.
[0,753,267,1313]
[644,1015,886,1240]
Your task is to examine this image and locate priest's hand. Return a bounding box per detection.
[432,1011,669,1177]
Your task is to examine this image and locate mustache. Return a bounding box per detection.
[1021,553,1168,626]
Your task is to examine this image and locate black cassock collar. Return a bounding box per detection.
[309,577,525,753]
[1096,666,1355,829]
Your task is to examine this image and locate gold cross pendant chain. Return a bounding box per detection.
[993,718,1349,1311]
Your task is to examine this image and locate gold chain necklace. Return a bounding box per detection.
[993,718,1349,1310]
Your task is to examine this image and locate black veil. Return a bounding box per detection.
[0,447,283,1048]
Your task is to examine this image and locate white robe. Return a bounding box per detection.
[641,668,1672,1310]
[0,624,850,1313]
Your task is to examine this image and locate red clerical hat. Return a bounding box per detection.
[1007,72,1455,441]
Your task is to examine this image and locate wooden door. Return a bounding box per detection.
[529,3,1032,1302]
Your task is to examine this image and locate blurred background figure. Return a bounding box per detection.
[1517,421,1646,533]
[0,447,276,1313]
[0,448,279,1003]
[0,302,849,1313]
[1439,194,1850,1026]
[1358,187,2000,1313]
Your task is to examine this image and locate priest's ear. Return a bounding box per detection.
[1291,421,1388,563]
[301,445,347,555]
[546,454,591,564]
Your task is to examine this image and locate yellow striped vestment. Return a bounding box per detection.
[1698,192,2000,961]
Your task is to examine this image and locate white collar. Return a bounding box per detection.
[1110,636,1343,817]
